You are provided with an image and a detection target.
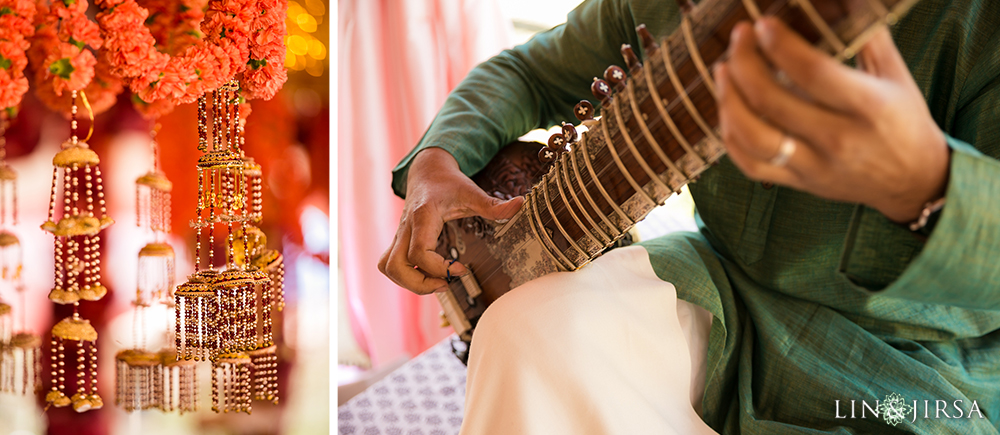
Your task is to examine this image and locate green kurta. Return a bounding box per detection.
[391,0,1000,433]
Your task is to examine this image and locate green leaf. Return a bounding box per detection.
[0,54,11,70]
[179,4,190,12]
[59,0,76,6]
[68,37,85,50]
[48,58,75,80]
[247,58,267,70]
[0,7,13,16]
[4,107,17,118]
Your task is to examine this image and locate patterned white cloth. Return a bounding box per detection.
[338,339,469,435]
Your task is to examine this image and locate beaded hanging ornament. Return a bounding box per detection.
[0,118,40,397]
[239,163,280,404]
[0,120,22,292]
[1,332,42,395]
[212,352,252,413]
[157,349,197,413]
[47,315,102,412]
[135,127,176,305]
[118,125,196,413]
[114,349,160,412]
[177,82,257,360]
[42,91,112,413]
[41,91,113,305]
[176,81,266,413]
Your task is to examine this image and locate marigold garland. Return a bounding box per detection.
[0,0,37,112]
[30,0,102,95]
[127,0,205,118]
[97,0,287,106]
[27,0,123,116]
[31,49,124,115]
[241,0,285,100]
[139,0,206,55]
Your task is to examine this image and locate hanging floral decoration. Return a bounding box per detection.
[242,0,286,100]
[0,0,36,112]
[138,0,207,56]
[96,0,286,107]
[29,0,102,97]
[26,0,125,116]
[127,0,206,118]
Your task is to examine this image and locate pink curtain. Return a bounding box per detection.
[338,0,512,367]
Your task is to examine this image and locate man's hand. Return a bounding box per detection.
[714,18,950,223]
[378,147,524,294]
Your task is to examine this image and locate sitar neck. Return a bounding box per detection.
[501,0,920,273]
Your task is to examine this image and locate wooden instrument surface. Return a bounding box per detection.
[432,0,920,363]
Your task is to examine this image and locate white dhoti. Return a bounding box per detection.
[460,245,718,435]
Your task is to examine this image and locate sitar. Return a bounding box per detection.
[433,0,921,362]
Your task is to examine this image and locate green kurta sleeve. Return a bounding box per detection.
[840,34,1000,309]
[389,0,682,198]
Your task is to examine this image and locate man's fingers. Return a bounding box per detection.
[716,62,824,185]
[856,25,912,83]
[383,223,447,295]
[408,206,468,279]
[464,191,524,222]
[726,23,848,142]
[752,18,874,112]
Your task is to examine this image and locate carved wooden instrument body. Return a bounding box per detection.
[433,0,921,362]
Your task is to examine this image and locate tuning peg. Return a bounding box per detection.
[591,78,611,100]
[636,24,658,53]
[547,133,567,150]
[561,122,578,143]
[621,44,641,69]
[675,0,694,14]
[574,100,595,121]
[538,146,559,163]
[604,65,626,86]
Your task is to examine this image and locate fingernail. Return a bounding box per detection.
[754,18,774,47]
[730,23,744,43]
[713,63,726,91]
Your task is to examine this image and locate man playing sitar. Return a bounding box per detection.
[379,0,1000,433]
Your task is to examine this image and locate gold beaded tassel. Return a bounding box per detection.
[47,315,102,412]
[212,352,252,414]
[5,332,41,395]
[158,349,197,413]
[0,119,40,397]
[0,120,21,294]
[243,158,263,224]
[114,348,159,412]
[248,243,280,405]
[0,301,11,391]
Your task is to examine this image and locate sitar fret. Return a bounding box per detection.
[568,143,619,239]
[540,170,588,261]
[605,102,663,206]
[555,158,606,247]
